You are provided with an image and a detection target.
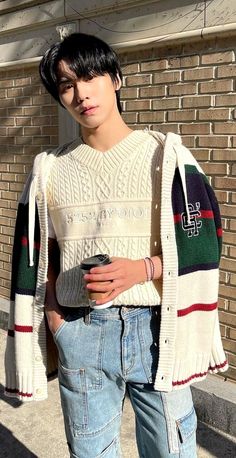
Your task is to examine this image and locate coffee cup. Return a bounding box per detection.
[80,254,113,309]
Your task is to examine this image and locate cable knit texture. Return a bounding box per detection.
[4,131,228,401]
[47,130,162,307]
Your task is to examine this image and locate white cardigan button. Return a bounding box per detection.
[35,355,42,362]
[36,192,43,201]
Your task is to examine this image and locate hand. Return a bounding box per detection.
[45,307,65,335]
[83,257,146,305]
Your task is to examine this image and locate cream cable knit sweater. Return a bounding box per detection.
[47,130,162,307]
[4,130,227,401]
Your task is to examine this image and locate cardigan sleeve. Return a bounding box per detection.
[4,201,40,400]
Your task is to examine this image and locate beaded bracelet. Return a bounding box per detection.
[143,257,155,282]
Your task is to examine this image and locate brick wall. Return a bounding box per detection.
[0,65,58,298]
[0,36,235,383]
[119,36,236,383]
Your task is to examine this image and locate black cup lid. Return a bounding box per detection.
[80,254,111,270]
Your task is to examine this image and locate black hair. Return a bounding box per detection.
[39,33,123,113]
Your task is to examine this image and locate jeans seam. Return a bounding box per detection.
[160,392,179,454]
[137,314,153,383]
[73,412,122,438]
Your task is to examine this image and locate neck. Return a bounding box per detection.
[81,114,132,152]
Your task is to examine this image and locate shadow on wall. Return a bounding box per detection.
[197,421,236,457]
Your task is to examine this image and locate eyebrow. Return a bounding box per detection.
[57,77,74,86]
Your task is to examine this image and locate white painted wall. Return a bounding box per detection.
[0,0,236,64]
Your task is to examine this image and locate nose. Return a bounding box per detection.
[74,81,89,103]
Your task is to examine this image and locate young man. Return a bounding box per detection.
[5,33,228,457]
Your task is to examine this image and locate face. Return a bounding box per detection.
[57,60,121,131]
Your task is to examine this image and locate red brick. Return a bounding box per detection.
[153,123,179,134]
[215,190,228,203]
[141,60,168,71]
[202,51,234,65]
[153,71,180,84]
[152,98,180,110]
[120,87,138,99]
[182,95,212,108]
[169,55,200,68]
[220,205,236,217]
[181,123,211,135]
[214,123,236,134]
[191,149,210,161]
[14,77,31,87]
[139,112,165,123]
[200,162,228,175]
[125,74,151,86]
[199,109,230,121]
[198,136,229,148]
[122,63,139,74]
[24,126,42,136]
[168,110,196,122]
[181,136,195,148]
[212,150,236,161]
[32,95,51,106]
[200,80,233,94]
[215,95,236,107]
[122,112,137,123]
[215,177,236,189]
[183,67,213,81]
[169,83,197,96]
[126,100,150,111]
[218,65,236,78]
[140,86,166,97]
[220,284,236,300]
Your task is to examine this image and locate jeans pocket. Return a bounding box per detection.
[53,319,67,340]
[177,407,197,443]
[97,436,120,457]
[57,317,105,391]
[138,308,160,383]
[161,388,197,456]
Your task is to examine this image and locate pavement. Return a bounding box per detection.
[0,328,236,458]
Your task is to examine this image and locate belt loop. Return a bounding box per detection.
[84,306,91,325]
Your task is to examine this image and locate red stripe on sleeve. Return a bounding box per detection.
[174,209,214,224]
[5,387,33,398]
[177,302,217,317]
[21,236,40,250]
[174,214,182,223]
[200,210,214,219]
[172,360,227,387]
[15,325,33,333]
[21,236,28,246]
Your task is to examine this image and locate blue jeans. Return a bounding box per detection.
[53,306,197,458]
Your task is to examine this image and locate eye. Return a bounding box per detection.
[82,75,96,82]
[64,82,74,90]
[59,82,74,94]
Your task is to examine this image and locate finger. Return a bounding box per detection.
[89,264,118,274]
[84,272,114,282]
[86,281,115,293]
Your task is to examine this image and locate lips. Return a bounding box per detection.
[80,106,98,115]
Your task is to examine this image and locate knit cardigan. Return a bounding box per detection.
[4,131,228,401]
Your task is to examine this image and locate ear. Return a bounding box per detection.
[114,74,122,91]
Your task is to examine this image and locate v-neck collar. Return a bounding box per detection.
[69,130,150,173]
